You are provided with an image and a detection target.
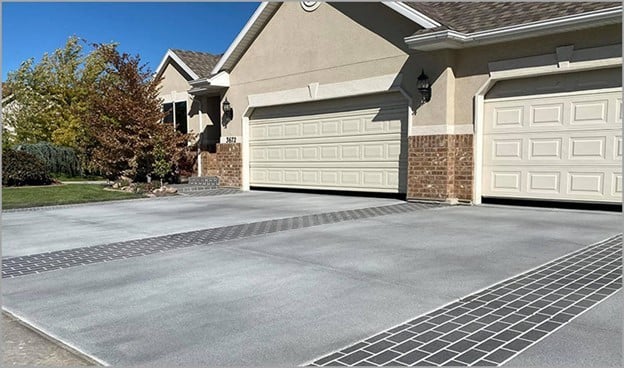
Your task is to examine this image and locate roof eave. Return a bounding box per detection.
[405,7,622,51]
[153,49,200,81]
[381,2,441,28]
[188,71,230,95]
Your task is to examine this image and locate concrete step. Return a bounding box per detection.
[188,176,219,187]
[172,185,219,192]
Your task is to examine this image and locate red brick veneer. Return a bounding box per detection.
[407,134,473,202]
[199,143,242,188]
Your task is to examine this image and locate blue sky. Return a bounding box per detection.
[2,2,259,81]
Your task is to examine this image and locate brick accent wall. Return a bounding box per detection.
[407,134,473,202]
[199,143,242,188]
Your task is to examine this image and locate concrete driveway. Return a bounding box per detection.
[2,191,621,366]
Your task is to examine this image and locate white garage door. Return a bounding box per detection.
[483,88,622,203]
[249,93,407,193]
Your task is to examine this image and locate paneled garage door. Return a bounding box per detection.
[483,88,622,203]
[249,93,407,193]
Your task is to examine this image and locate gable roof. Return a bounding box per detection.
[211,1,622,74]
[154,49,221,81]
[170,49,221,79]
[404,2,621,35]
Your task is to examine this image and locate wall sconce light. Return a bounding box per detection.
[417,69,431,103]
[222,98,233,127]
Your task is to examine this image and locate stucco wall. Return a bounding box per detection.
[451,23,622,126]
[223,2,421,137]
[222,3,620,138]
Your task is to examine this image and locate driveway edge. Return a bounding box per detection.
[2,308,108,366]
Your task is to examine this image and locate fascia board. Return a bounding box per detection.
[154,49,199,80]
[381,2,441,28]
[405,7,622,51]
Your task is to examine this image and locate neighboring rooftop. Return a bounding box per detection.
[404,1,621,34]
[170,49,221,79]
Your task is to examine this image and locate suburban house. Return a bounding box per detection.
[154,49,223,174]
[155,1,622,205]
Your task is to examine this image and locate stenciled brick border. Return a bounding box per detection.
[2,202,443,279]
[306,233,622,367]
[407,134,473,203]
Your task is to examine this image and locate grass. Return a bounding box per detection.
[2,184,145,210]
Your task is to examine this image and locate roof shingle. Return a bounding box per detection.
[170,49,221,78]
[404,2,620,34]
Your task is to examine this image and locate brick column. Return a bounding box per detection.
[216,143,242,188]
[198,143,242,188]
[407,134,473,202]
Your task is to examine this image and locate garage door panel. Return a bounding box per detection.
[483,166,621,202]
[527,171,560,193]
[613,173,622,196]
[250,94,407,193]
[569,136,605,159]
[485,91,621,134]
[529,138,562,159]
[571,99,608,125]
[530,103,564,126]
[568,172,604,195]
[483,89,621,203]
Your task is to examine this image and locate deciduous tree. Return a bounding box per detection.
[84,44,192,181]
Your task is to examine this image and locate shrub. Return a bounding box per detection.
[2,149,52,186]
[15,142,81,177]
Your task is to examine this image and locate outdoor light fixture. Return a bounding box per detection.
[417,69,431,103]
[222,98,233,127]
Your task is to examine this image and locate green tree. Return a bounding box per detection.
[3,36,106,158]
[84,43,191,181]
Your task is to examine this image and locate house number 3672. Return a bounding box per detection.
[225,136,237,144]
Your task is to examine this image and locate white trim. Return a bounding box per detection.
[197,96,203,177]
[241,112,251,191]
[211,2,269,75]
[154,49,199,80]
[472,44,622,205]
[381,2,440,29]
[405,6,622,51]
[397,87,413,138]
[247,73,403,108]
[300,1,321,12]
[411,124,474,136]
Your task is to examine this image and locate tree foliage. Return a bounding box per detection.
[2,148,52,186]
[84,44,191,181]
[4,37,193,182]
[16,142,81,177]
[3,36,102,152]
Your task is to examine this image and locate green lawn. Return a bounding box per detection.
[2,184,144,209]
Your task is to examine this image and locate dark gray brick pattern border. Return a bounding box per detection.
[305,234,622,367]
[2,202,440,279]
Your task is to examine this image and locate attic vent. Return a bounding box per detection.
[301,1,320,12]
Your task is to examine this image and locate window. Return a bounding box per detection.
[162,101,187,134]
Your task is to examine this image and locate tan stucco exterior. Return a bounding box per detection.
[220,2,620,136]
[223,2,420,137]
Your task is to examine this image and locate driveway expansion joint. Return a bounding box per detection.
[2,202,442,279]
[304,234,622,367]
